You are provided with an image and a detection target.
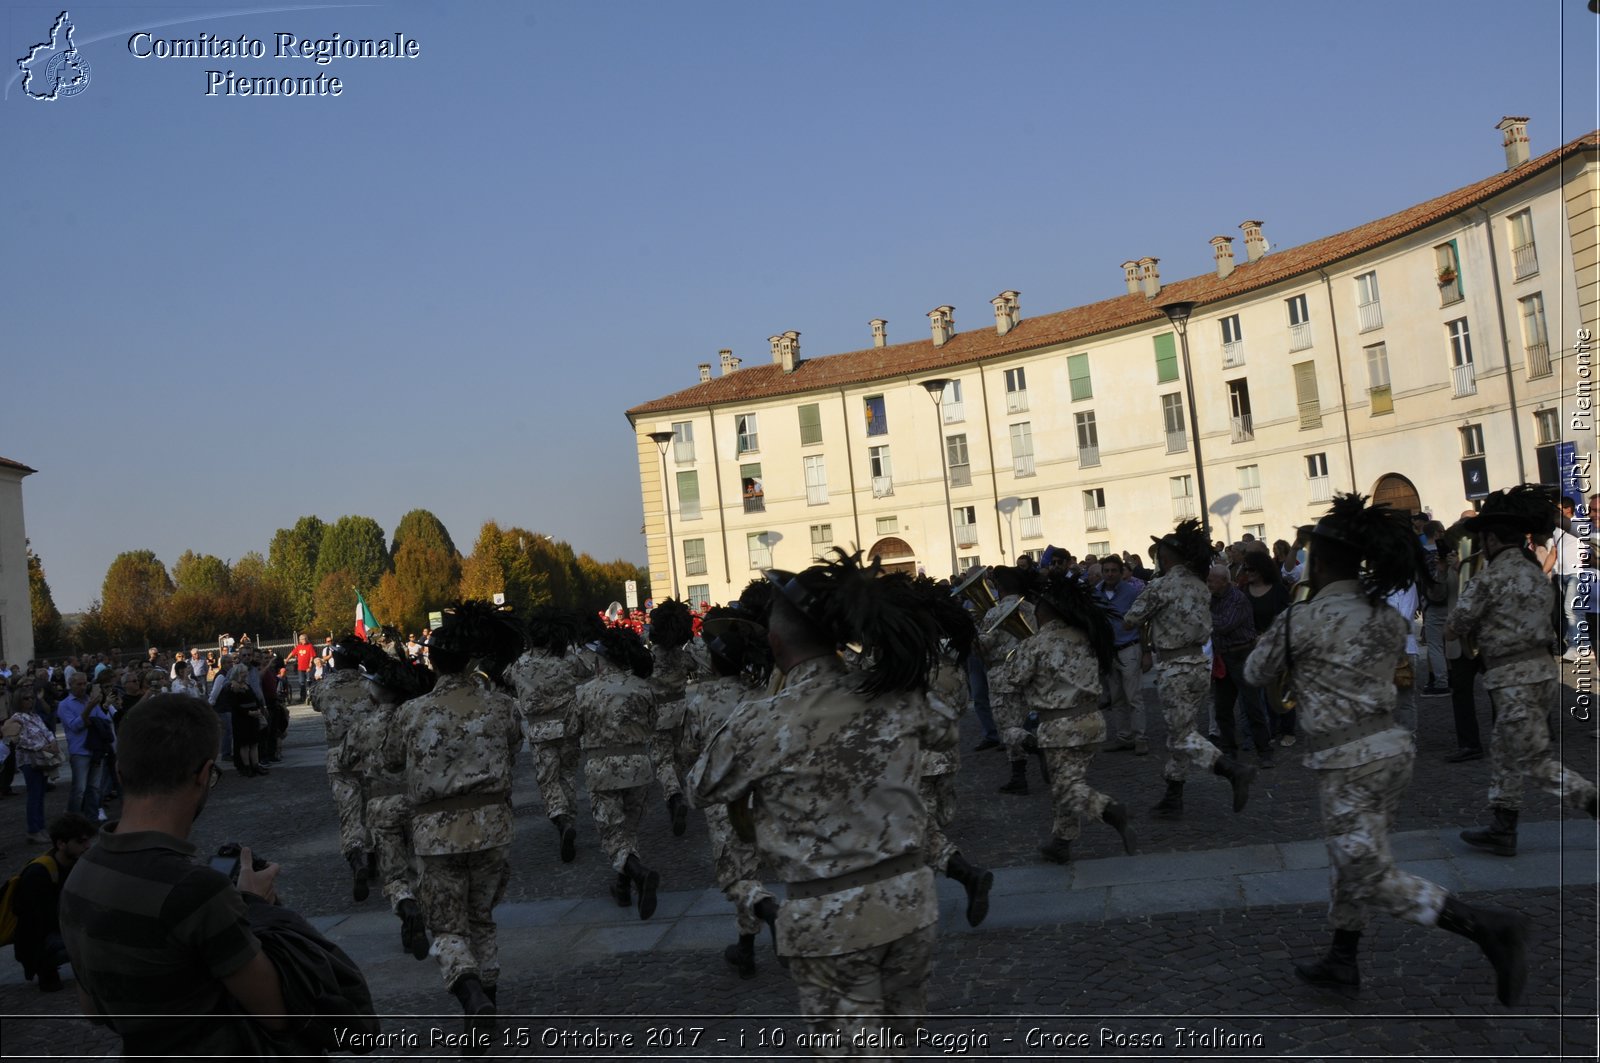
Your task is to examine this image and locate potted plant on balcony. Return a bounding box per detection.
[1437,266,1458,286]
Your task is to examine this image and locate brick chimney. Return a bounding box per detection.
[1211,236,1236,280]
[719,349,736,376]
[1497,115,1530,170]
[1138,258,1160,299]
[928,305,955,346]
[698,363,711,383]
[991,290,1021,335]
[1240,220,1267,263]
[1122,260,1140,295]
[769,336,783,365]
[870,318,888,348]
[780,330,800,373]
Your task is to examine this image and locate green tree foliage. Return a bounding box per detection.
[268,515,325,630]
[390,509,457,562]
[573,555,651,612]
[100,550,174,647]
[226,551,292,638]
[27,542,64,653]
[314,516,391,594]
[371,540,461,634]
[458,522,540,614]
[172,551,231,598]
[310,568,356,640]
[458,521,649,617]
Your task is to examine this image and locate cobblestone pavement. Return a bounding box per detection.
[1,669,1594,1059]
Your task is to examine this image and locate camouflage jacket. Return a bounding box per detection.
[999,619,1104,748]
[1447,548,1558,689]
[568,669,656,791]
[649,645,701,731]
[346,692,404,792]
[921,657,968,776]
[310,669,370,762]
[689,655,957,956]
[681,674,757,769]
[382,672,521,855]
[1123,569,1211,655]
[503,650,587,743]
[977,595,1036,665]
[1244,580,1412,770]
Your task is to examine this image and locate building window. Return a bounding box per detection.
[1154,332,1179,383]
[946,434,971,487]
[1365,342,1393,415]
[1244,523,1266,542]
[1020,496,1043,540]
[1087,540,1111,557]
[1068,353,1092,401]
[672,421,695,464]
[1535,408,1561,484]
[1435,240,1463,305]
[803,454,828,506]
[1459,424,1485,459]
[740,462,764,513]
[941,379,965,423]
[747,532,773,570]
[1084,488,1107,531]
[1221,314,1245,368]
[683,538,707,577]
[1237,464,1262,512]
[875,516,897,536]
[1161,393,1186,453]
[1287,294,1312,351]
[863,395,888,437]
[1460,424,1489,499]
[954,505,978,548]
[1509,209,1538,279]
[868,444,893,497]
[675,471,701,520]
[798,403,822,446]
[1002,367,1029,413]
[1170,475,1196,520]
[1293,361,1321,429]
[1355,271,1383,332]
[1009,422,1035,477]
[1227,380,1254,442]
[736,413,759,454]
[1448,318,1475,396]
[1076,411,1100,467]
[686,583,710,608]
[957,554,981,572]
[1307,452,1331,502]
[810,524,833,553]
[1520,293,1551,378]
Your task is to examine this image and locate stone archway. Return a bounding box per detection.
[1371,473,1422,515]
[868,536,918,576]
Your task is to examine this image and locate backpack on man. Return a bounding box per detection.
[0,852,59,947]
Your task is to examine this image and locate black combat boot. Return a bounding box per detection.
[624,853,660,920]
[609,869,632,907]
[724,933,757,979]
[449,974,494,1057]
[1294,928,1361,993]
[667,792,689,837]
[1152,780,1184,817]
[1213,756,1257,813]
[998,759,1029,795]
[1460,807,1518,857]
[348,849,370,902]
[1036,837,1072,864]
[1021,733,1051,784]
[1436,895,1529,1006]
[755,896,788,969]
[1101,800,1136,855]
[554,814,577,863]
[397,898,429,960]
[945,850,994,927]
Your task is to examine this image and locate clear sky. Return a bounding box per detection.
[4,0,1596,613]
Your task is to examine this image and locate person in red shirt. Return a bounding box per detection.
[290,634,317,705]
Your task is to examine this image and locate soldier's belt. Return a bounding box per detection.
[412,790,511,815]
[366,782,408,798]
[1303,713,1397,755]
[1484,647,1550,671]
[1157,643,1206,662]
[786,852,923,901]
[584,743,647,758]
[1034,706,1094,722]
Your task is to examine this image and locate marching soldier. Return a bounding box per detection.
[311,635,374,901]
[1448,485,1598,855]
[1246,494,1529,1005]
[647,599,700,836]
[503,607,590,863]
[976,566,1039,796]
[1123,519,1256,817]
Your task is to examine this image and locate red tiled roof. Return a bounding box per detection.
[628,131,1599,421]
[0,456,36,474]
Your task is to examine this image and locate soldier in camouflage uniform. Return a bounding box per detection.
[690,551,956,1050]
[1124,519,1255,817]
[311,635,374,901]
[1247,493,1529,1006]
[646,599,700,837]
[1447,485,1598,856]
[503,608,593,863]
[1008,572,1136,864]
[382,601,525,1052]
[570,626,663,919]
[975,566,1040,796]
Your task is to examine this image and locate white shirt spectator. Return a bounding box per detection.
[1385,583,1420,656]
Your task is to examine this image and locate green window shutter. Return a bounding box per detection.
[1293,361,1322,429]
[1068,353,1092,400]
[798,403,822,445]
[1154,333,1178,383]
[675,471,701,518]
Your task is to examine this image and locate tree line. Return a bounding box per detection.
[28,510,650,654]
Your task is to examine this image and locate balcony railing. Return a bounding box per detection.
[1013,454,1035,478]
[743,495,765,514]
[1166,429,1187,454]
[1309,475,1333,503]
[871,475,894,498]
[1240,486,1263,512]
[1078,445,1100,468]
[949,465,972,488]
[1452,361,1478,397]
[1358,299,1383,332]
[955,526,979,548]
[1171,496,1197,520]
[1438,276,1463,305]
[1020,514,1043,539]
[1085,507,1108,531]
[1006,391,1029,414]
[942,402,965,423]
[806,486,828,506]
[1512,241,1538,279]
[1525,342,1551,379]
[674,441,696,464]
[1369,384,1393,415]
[1298,401,1322,430]
[1222,340,1245,368]
[1230,414,1254,443]
[680,501,702,521]
[1288,322,1313,352]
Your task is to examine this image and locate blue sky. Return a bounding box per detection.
[4,0,1596,612]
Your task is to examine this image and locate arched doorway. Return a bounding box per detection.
[868,536,918,576]
[1371,473,1422,515]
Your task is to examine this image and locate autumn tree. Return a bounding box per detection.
[310,568,357,640]
[27,542,64,653]
[172,551,231,598]
[390,509,457,562]
[458,522,541,614]
[315,516,390,594]
[268,515,325,630]
[371,539,461,634]
[100,550,174,647]
[227,552,292,638]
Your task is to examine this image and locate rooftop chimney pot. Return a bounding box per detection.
[1497,115,1530,170]
[780,330,800,373]
[1122,260,1141,295]
[698,363,711,383]
[1211,236,1236,280]
[1240,220,1267,263]
[928,305,955,347]
[1138,257,1161,300]
[719,348,736,376]
[870,318,888,348]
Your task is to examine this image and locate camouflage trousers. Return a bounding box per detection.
[1487,679,1597,813]
[918,774,958,871]
[788,924,937,1059]
[1316,755,1448,931]
[994,696,1030,761]
[591,785,648,872]
[417,845,510,991]
[1156,659,1221,782]
[366,793,418,911]
[649,727,684,800]
[704,803,773,936]
[327,761,369,857]
[1043,746,1112,842]
[529,736,579,821]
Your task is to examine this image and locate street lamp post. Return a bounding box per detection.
[1159,301,1210,527]
[919,378,960,578]
[646,430,679,600]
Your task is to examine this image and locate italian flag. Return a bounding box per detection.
[355,590,379,640]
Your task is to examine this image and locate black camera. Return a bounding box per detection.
[209,842,269,884]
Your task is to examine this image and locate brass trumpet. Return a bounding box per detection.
[981,597,1037,642]
[951,565,998,614]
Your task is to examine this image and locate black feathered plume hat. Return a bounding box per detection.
[1151,518,1213,577]
[1311,492,1425,604]
[355,640,437,702]
[525,605,581,659]
[648,598,694,650]
[909,575,977,663]
[1459,483,1558,539]
[430,600,527,682]
[700,604,768,677]
[1023,571,1117,671]
[737,577,776,625]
